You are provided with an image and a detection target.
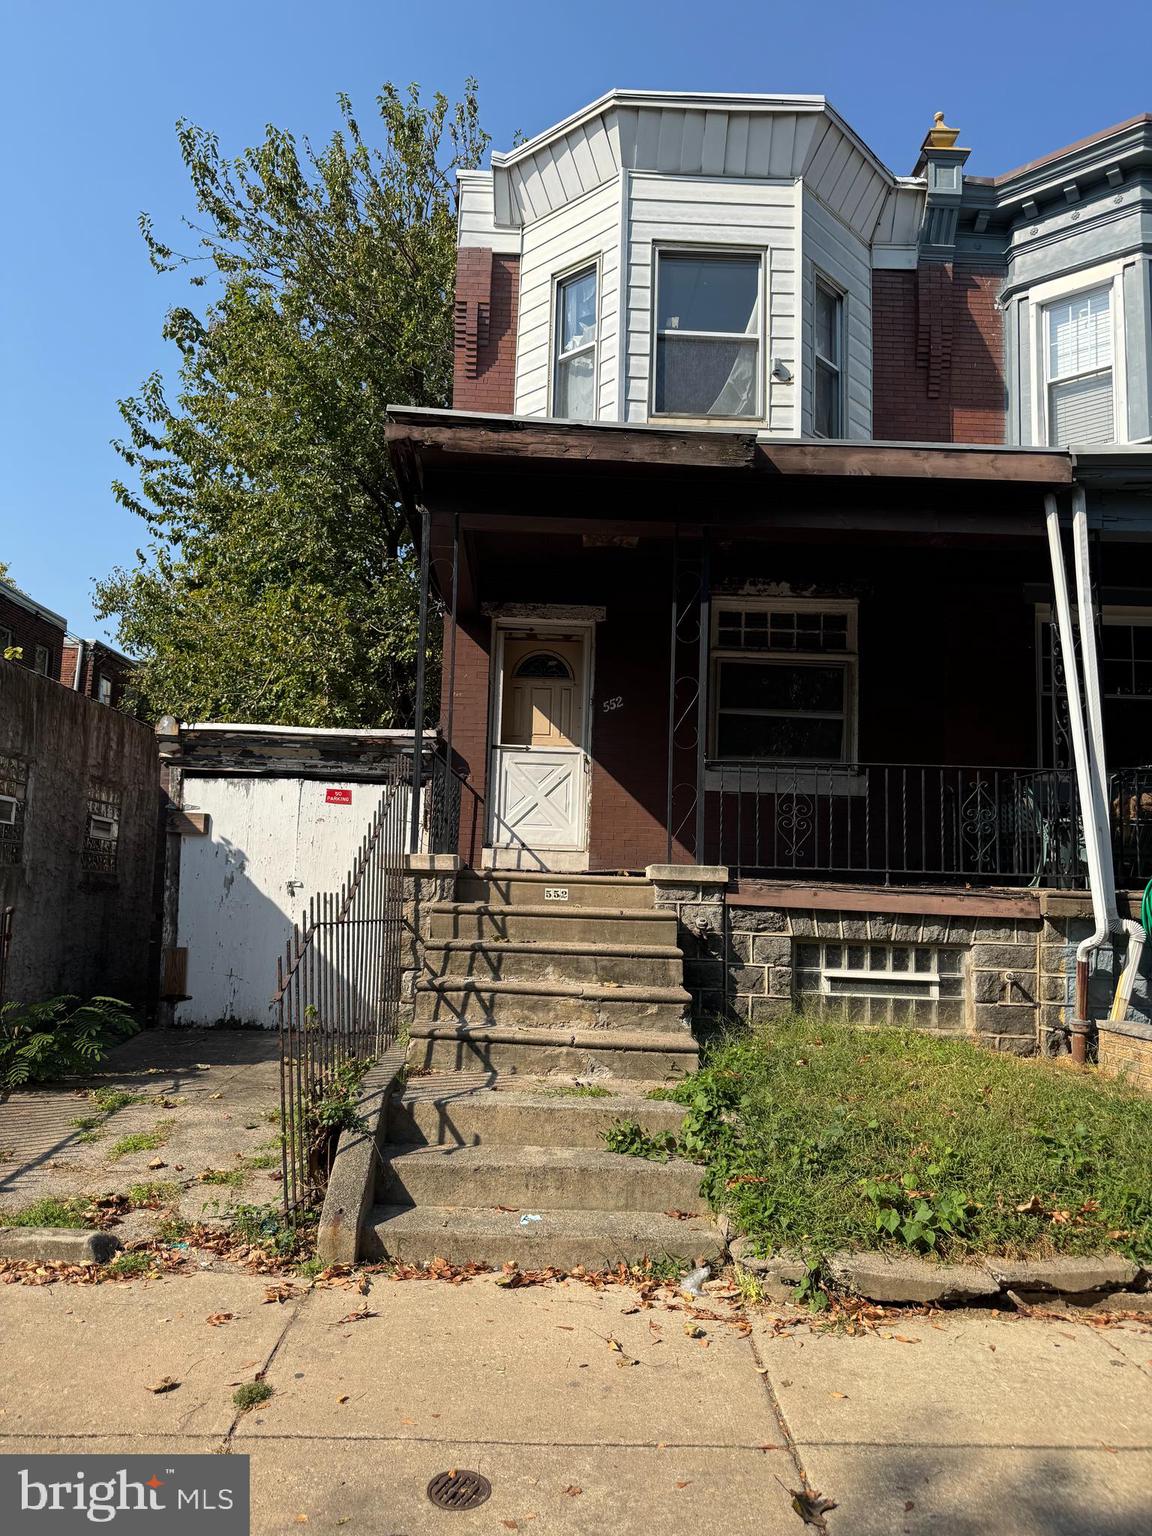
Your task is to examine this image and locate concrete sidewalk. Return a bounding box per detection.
[0,1268,1149,1534]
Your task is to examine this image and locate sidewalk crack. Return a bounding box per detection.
[218,1287,312,1450]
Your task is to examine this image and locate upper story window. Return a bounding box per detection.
[1045,287,1114,445]
[98,673,113,705]
[653,252,761,419]
[34,645,50,676]
[813,279,844,438]
[710,599,858,761]
[553,266,598,420]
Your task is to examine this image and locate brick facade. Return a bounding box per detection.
[0,586,66,683]
[452,248,520,414]
[872,264,1005,444]
[61,639,136,708]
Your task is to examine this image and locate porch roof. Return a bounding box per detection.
[386,406,1073,497]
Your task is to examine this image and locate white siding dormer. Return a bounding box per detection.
[474,92,925,435]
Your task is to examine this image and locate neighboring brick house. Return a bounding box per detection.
[383,90,1152,1076]
[0,578,66,682]
[62,636,137,708]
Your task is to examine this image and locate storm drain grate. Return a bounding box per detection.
[426,1470,492,1511]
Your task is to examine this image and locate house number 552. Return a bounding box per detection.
[602,695,623,712]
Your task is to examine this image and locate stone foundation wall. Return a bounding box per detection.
[646,866,1105,1058]
[400,855,460,1029]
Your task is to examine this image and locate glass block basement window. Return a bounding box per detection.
[793,942,965,1028]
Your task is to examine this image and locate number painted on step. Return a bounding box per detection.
[544,887,569,902]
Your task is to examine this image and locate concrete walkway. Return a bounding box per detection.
[0,1268,1149,1534]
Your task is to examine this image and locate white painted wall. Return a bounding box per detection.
[514,178,622,418]
[800,187,873,438]
[624,173,799,429]
[174,777,410,1028]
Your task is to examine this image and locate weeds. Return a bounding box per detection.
[198,1169,246,1188]
[673,1015,1152,1265]
[110,1124,169,1159]
[105,1252,155,1279]
[232,1381,273,1412]
[601,1120,679,1162]
[541,1083,615,1099]
[126,1181,181,1209]
[71,1090,145,1142]
[229,1203,312,1259]
[2,1196,94,1228]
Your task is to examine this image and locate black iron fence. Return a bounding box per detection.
[706,762,1087,886]
[274,754,411,1222]
[1111,766,1152,887]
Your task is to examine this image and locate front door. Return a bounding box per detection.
[490,630,590,854]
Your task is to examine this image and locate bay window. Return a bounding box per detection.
[653,251,762,418]
[1044,287,1115,445]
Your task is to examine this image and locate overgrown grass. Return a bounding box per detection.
[2,1196,95,1228]
[109,1124,169,1159]
[126,1181,181,1209]
[232,1381,273,1412]
[670,1015,1152,1264]
[198,1168,246,1188]
[542,1083,615,1099]
[105,1252,155,1278]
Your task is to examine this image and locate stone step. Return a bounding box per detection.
[408,1023,699,1082]
[375,1143,706,1213]
[414,976,691,1031]
[456,872,655,908]
[389,1076,687,1148]
[428,902,678,945]
[423,938,684,989]
[364,1203,723,1268]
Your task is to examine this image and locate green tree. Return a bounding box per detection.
[96,82,487,725]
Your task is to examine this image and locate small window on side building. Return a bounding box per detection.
[813,279,843,438]
[98,674,112,705]
[34,645,50,676]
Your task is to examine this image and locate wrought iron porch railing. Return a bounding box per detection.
[1111,767,1152,887]
[273,754,411,1223]
[706,762,1087,886]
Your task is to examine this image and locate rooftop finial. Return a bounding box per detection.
[924,111,961,150]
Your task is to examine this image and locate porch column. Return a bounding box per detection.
[409,504,432,852]
[665,525,709,863]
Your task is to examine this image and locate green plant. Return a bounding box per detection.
[601,1120,679,1162]
[860,1169,972,1253]
[155,1215,191,1244]
[232,1381,273,1412]
[110,1124,169,1158]
[70,1089,144,1140]
[793,1257,831,1313]
[229,1203,310,1258]
[2,1196,95,1229]
[105,1252,155,1278]
[541,1083,614,1099]
[199,1168,246,1188]
[295,1255,325,1279]
[0,996,138,1088]
[126,1181,181,1209]
[668,1014,1152,1269]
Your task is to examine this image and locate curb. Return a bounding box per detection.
[316,1049,406,1266]
[729,1236,1149,1307]
[0,1227,123,1266]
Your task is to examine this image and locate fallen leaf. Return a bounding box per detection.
[760,1444,782,1453]
[147,1158,167,1170]
[890,1334,919,1345]
[336,1395,350,1405]
[564,1486,582,1497]
[494,1205,519,1213]
[206,1313,233,1327]
[829,1392,848,1400]
[675,1480,692,1489]
[684,1323,705,1339]
[1016,1195,1043,1213]
[334,1307,378,1325]
[502,1522,518,1531]
[787,1486,838,1532]
[264,1284,295,1304]
[147,1377,180,1394]
[294,1516,308,1525]
[904,1501,915,1512]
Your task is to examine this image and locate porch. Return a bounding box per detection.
[388,411,1151,894]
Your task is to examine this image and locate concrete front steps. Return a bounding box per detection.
[382,870,716,1266]
[368,1072,721,1267]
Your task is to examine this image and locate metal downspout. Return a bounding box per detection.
[1044,493,1110,1060]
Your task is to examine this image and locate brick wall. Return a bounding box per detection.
[442,616,492,865]
[452,248,520,414]
[872,264,1005,444]
[0,590,65,683]
[61,641,135,707]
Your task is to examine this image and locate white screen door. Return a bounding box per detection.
[490,632,590,851]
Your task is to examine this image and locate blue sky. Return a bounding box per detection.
[3,0,1151,642]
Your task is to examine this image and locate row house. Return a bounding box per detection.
[386,93,1152,1081]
